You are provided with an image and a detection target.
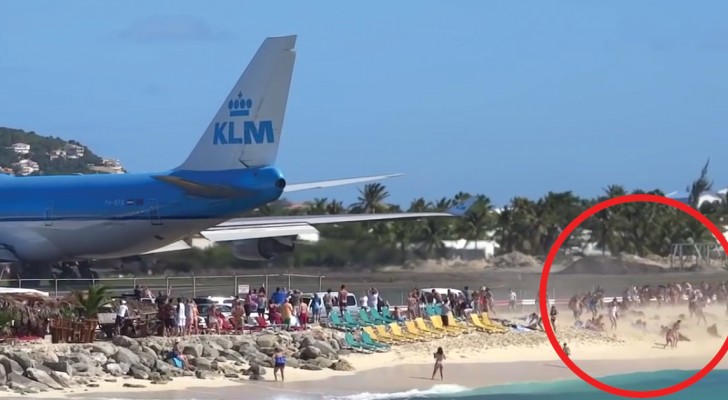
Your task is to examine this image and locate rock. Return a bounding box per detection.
[0,328,361,392]
[300,346,321,360]
[330,359,354,371]
[190,357,212,371]
[43,361,74,376]
[8,352,35,370]
[112,336,138,348]
[49,371,74,388]
[183,345,203,358]
[195,370,215,380]
[112,348,140,366]
[25,368,64,390]
[123,383,146,388]
[130,366,149,380]
[7,372,50,392]
[0,356,23,375]
[256,334,278,349]
[90,343,117,357]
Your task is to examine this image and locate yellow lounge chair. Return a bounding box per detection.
[469,313,498,333]
[429,315,462,335]
[375,324,412,343]
[479,313,508,333]
[363,326,395,345]
[390,322,424,342]
[404,320,434,341]
[446,312,472,333]
[414,317,445,339]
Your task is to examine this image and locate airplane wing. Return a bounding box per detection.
[199,198,477,243]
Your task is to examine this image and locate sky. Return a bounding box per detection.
[1,1,728,207]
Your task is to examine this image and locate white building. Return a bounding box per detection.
[11,159,40,176]
[10,143,30,154]
[64,144,85,159]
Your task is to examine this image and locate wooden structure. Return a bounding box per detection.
[49,317,97,343]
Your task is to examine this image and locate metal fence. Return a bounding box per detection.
[0,273,326,299]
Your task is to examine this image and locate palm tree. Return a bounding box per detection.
[351,183,390,214]
[72,285,111,319]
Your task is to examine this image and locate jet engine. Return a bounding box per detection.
[230,237,296,261]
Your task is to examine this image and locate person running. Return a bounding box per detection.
[273,347,286,381]
[431,347,445,380]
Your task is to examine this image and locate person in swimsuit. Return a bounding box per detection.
[273,347,286,381]
[549,305,559,332]
[431,347,445,380]
[563,342,571,357]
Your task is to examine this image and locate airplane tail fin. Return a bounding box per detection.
[176,35,297,171]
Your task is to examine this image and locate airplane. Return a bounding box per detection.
[0,35,474,279]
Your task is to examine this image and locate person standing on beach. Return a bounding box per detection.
[338,285,349,315]
[323,289,333,318]
[273,347,286,382]
[431,347,445,380]
[608,298,618,330]
[281,299,293,330]
[311,293,322,323]
[509,289,517,311]
[549,305,559,332]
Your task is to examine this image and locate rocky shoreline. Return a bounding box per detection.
[0,328,354,395]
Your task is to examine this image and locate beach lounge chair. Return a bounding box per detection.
[414,317,445,338]
[344,332,380,352]
[446,312,473,333]
[429,315,462,335]
[358,309,380,326]
[360,331,391,351]
[389,322,424,342]
[469,313,498,333]
[363,326,396,345]
[404,320,435,340]
[479,313,508,333]
[372,308,396,324]
[375,324,412,343]
[328,312,358,330]
[343,310,372,327]
[340,333,373,353]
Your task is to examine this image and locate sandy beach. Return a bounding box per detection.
[3,301,726,400]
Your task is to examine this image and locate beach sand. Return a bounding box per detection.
[5,302,726,399]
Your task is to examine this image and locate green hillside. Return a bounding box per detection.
[0,127,105,175]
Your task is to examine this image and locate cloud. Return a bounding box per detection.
[119,15,232,43]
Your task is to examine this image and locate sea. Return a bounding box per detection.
[312,369,727,400]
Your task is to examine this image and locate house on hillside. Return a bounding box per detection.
[64,143,85,159]
[9,143,30,154]
[11,159,40,176]
[47,148,66,160]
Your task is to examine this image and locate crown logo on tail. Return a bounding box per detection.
[228,92,253,117]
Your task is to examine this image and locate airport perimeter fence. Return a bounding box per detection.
[379,287,562,309]
[0,273,326,299]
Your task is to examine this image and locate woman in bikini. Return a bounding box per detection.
[431,347,445,380]
[273,347,287,381]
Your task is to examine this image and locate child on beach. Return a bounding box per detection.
[563,342,571,357]
[431,347,445,380]
[273,347,286,382]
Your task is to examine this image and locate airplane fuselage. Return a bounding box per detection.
[0,167,285,263]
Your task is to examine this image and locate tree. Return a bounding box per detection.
[72,285,111,319]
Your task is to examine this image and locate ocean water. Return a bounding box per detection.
[321,369,728,400]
